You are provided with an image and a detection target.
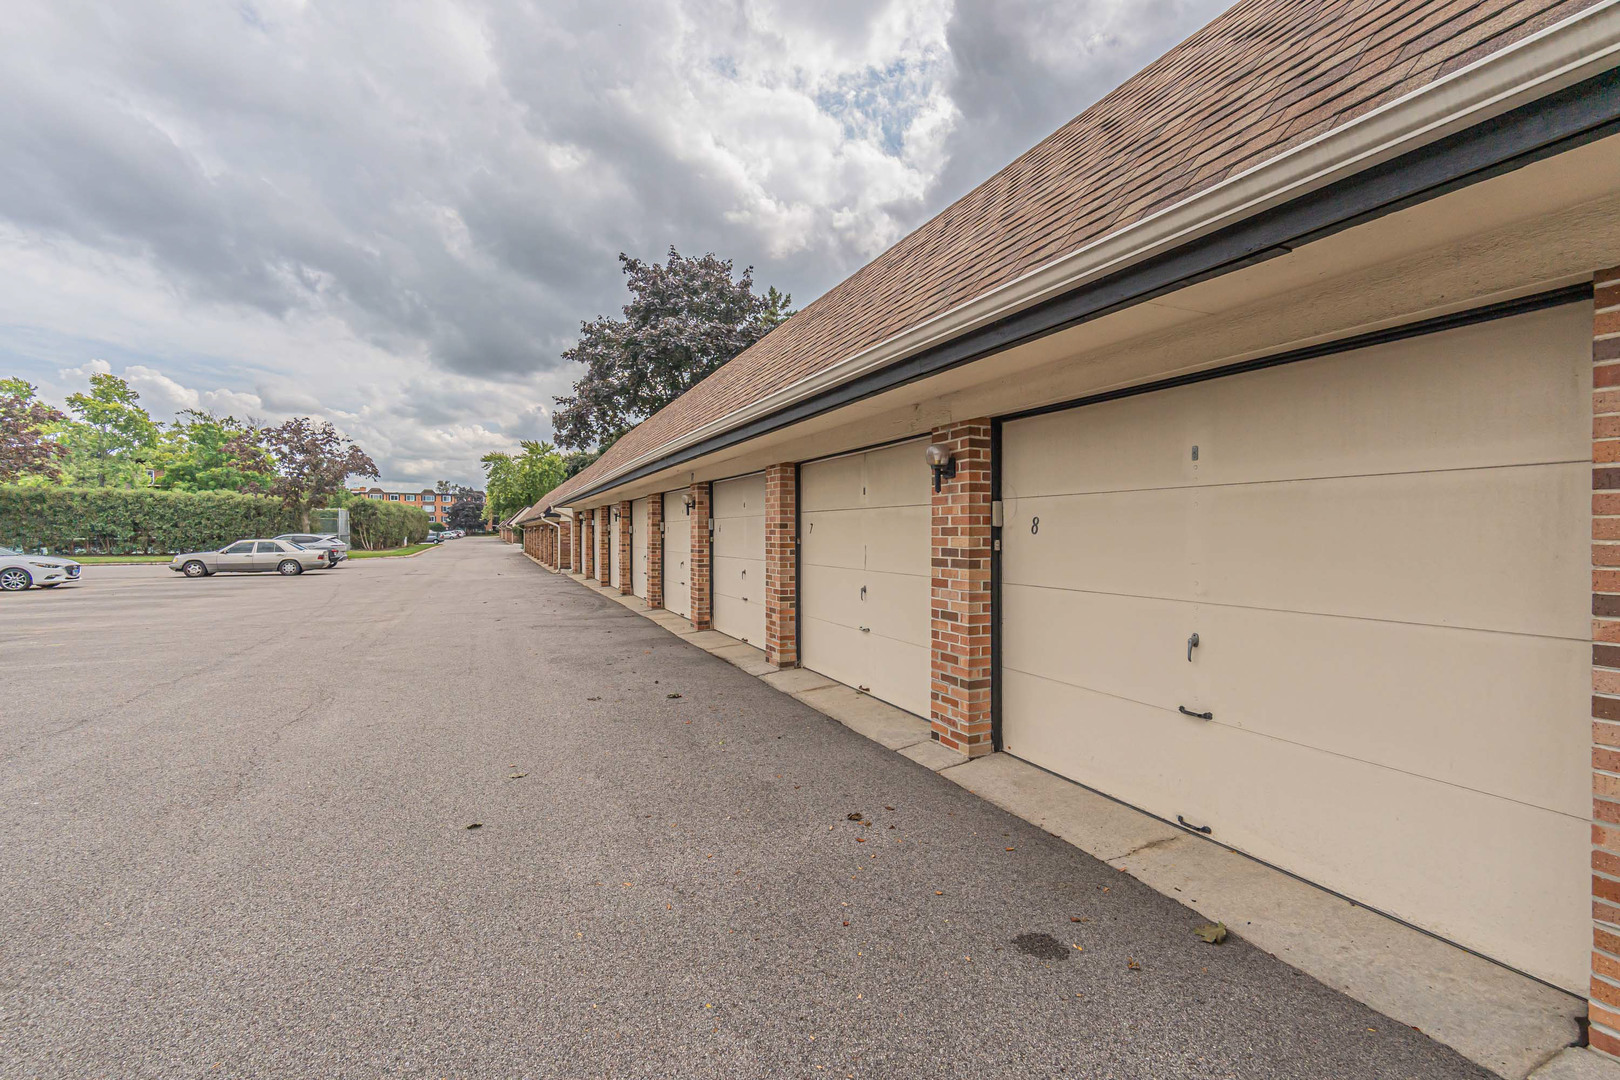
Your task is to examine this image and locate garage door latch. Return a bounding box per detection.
[1178,705,1213,721]
[1177,815,1212,834]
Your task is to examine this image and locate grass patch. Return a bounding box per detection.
[67,555,175,564]
[349,543,437,559]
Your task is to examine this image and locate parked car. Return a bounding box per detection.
[273,533,348,565]
[422,532,442,543]
[169,539,328,577]
[0,547,82,591]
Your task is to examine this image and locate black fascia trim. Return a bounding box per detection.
[998,282,1591,425]
[562,68,1620,506]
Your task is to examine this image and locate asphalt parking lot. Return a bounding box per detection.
[0,538,1494,1078]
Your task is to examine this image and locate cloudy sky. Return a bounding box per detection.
[1,0,1230,488]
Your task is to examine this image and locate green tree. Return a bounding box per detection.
[57,373,161,487]
[153,410,274,492]
[260,417,380,530]
[482,440,568,525]
[551,247,792,450]
[479,440,570,524]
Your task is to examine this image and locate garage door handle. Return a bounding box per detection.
[1177,815,1212,834]
[859,626,870,633]
[1178,705,1213,721]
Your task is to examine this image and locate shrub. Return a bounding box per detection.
[333,493,431,550]
[0,486,300,555]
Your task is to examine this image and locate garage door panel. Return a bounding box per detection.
[1202,604,1588,816]
[713,591,763,646]
[863,569,930,649]
[632,498,650,599]
[1002,668,1586,991]
[802,616,869,693]
[862,505,929,576]
[713,474,765,517]
[1001,303,1589,500]
[802,454,865,510]
[863,439,931,506]
[802,511,863,569]
[715,514,766,556]
[1001,490,1197,599]
[1202,462,1587,637]
[867,634,930,717]
[662,491,692,619]
[800,563,866,628]
[1002,584,1195,711]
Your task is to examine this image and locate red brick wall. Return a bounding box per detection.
[930,420,994,756]
[559,516,572,571]
[648,495,665,608]
[582,510,595,579]
[1595,266,1620,1058]
[597,507,611,585]
[618,500,633,595]
[571,515,583,573]
[689,483,712,630]
[764,463,798,667]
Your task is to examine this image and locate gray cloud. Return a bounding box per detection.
[0,0,1229,487]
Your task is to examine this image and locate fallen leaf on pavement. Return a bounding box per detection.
[855,837,866,843]
[1127,958,1141,971]
[1070,916,1083,922]
[884,806,895,811]
[464,823,482,830]
[667,693,683,699]
[847,813,862,821]
[1193,922,1228,945]
[508,772,528,780]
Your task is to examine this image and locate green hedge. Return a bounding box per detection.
[336,494,431,550]
[0,487,300,555]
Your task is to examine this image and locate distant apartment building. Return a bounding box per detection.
[349,486,481,525]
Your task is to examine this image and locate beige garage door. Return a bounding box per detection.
[999,304,1590,991]
[801,438,931,717]
[632,497,650,599]
[662,490,692,619]
[712,474,765,646]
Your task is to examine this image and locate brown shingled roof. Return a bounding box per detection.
[545,0,1600,507]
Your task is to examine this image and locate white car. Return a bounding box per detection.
[273,533,349,565]
[0,547,82,591]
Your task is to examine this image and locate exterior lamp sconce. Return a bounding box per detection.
[924,443,956,493]
[682,493,696,513]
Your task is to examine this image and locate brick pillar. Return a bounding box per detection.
[689,483,712,630]
[617,500,633,595]
[647,495,665,608]
[1594,266,1620,1059]
[582,510,595,579]
[764,463,798,667]
[558,516,572,571]
[930,419,994,756]
[571,515,583,573]
[597,507,611,585]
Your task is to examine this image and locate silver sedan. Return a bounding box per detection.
[0,547,82,591]
[169,539,329,578]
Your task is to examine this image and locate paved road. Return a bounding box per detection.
[1,539,1491,1079]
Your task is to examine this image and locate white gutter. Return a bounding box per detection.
[562,0,1620,507]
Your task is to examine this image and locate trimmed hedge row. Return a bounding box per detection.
[0,487,301,555]
[337,494,431,550]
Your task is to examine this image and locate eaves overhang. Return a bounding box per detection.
[555,1,1620,509]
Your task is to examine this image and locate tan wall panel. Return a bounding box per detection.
[801,510,864,570]
[662,490,692,619]
[801,615,870,695]
[801,453,864,511]
[1001,669,1587,992]
[1002,463,1587,638]
[713,474,765,645]
[1000,303,1589,502]
[632,497,650,599]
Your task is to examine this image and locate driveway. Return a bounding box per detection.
[1,539,1491,1078]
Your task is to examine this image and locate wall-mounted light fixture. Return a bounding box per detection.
[924,443,956,493]
[682,493,696,512]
